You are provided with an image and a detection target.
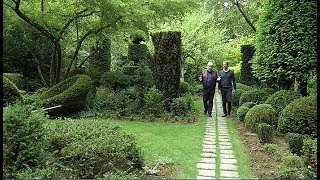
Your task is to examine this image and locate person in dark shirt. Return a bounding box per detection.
[198,61,218,117]
[218,61,236,117]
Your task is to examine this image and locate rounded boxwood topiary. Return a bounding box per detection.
[244,104,277,132]
[239,89,269,106]
[278,96,317,137]
[261,87,276,95]
[241,102,256,108]
[237,106,250,121]
[3,77,22,106]
[265,90,302,116]
[232,88,246,107]
[39,74,93,116]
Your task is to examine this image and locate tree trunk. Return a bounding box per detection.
[299,80,308,96]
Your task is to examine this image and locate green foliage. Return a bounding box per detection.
[3,103,49,178]
[3,73,24,90]
[265,90,302,116]
[244,104,277,132]
[3,77,22,106]
[239,89,269,106]
[240,45,256,85]
[128,43,151,65]
[253,0,317,88]
[151,31,181,100]
[256,123,273,144]
[45,119,143,179]
[98,172,138,180]
[264,143,282,161]
[39,75,93,116]
[241,102,256,109]
[260,87,276,95]
[285,133,307,156]
[236,106,250,121]
[100,71,131,93]
[179,81,191,95]
[307,73,317,96]
[278,96,317,137]
[302,138,317,170]
[171,95,195,117]
[144,86,164,116]
[277,154,304,180]
[237,83,253,91]
[14,166,55,180]
[232,88,246,107]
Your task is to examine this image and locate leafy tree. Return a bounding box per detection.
[252,0,317,95]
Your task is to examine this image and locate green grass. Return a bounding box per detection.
[225,116,254,179]
[46,97,207,179]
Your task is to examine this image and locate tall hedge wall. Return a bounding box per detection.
[151,31,181,100]
[240,45,256,85]
[252,0,317,93]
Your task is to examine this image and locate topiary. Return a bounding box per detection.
[3,73,24,90]
[144,86,164,117]
[241,102,256,108]
[236,106,250,121]
[232,88,246,107]
[39,74,93,116]
[3,77,22,106]
[100,71,131,93]
[256,123,274,144]
[265,90,302,116]
[239,89,269,106]
[278,96,317,137]
[244,104,277,132]
[260,87,276,95]
[302,137,317,170]
[286,133,308,156]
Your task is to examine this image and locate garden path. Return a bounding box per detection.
[197,92,240,179]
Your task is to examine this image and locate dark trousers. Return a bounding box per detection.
[203,88,214,115]
[221,87,232,115]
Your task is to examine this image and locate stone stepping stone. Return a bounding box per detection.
[218,135,229,139]
[203,148,216,153]
[221,158,237,164]
[197,175,215,179]
[220,163,238,171]
[220,154,235,159]
[220,142,232,146]
[220,149,234,154]
[219,138,231,142]
[205,135,215,138]
[201,152,216,158]
[199,157,216,163]
[203,141,215,145]
[197,162,216,170]
[198,169,216,177]
[220,145,232,150]
[220,170,239,178]
[203,144,215,149]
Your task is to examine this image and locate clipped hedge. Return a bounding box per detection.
[128,43,151,65]
[46,119,143,179]
[3,77,22,106]
[265,90,302,116]
[39,75,93,116]
[239,89,269,106]
[278,96,317,137]
[244,104,277,132]
[236,106,250,121]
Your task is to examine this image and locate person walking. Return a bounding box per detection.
[198,61,218,117]
[218,61,236,117]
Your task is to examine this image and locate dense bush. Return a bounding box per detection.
[3,77,22,106]
[236,83,252,91]
[256,123,273,144]
[171,95,194,116]
[307,73,317,96]
[244,104,277,132]
[3,73,24,90]
[241,102,256,108]
[277,154,304,179]
[39,75,93,116]
[179,81,191,95]
[302,138,317,170]
[45,119,143,179]
[260,87,276,95]
[264,143,282,161]
[100,71,131,93]
[239,89,269,106]
[278,96,317,137]
[128,43,151,65]
[232,88,246,107]
[151,31,181,100]
[265,90,302,116]
[3,103,49,178]
[286,133,307,156]
[253,0,317,91]
[236,106,250,121]
[144,86,164,116]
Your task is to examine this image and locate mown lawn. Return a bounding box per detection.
[46,97,207,179]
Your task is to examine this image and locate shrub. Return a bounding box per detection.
[179,81,191,95]
[286,133,307,156]
[236,106,250,121]
[3,103,49,178]
[256,123,273,144]
[39,75,93,116]
[241,102,256,108]
[98,172,138,180]
[244,104,277,132]
[277,154,304,179]
[260,87,276,95]
[239,89,269,106]
[278,96,317,137]
[3,77,22,106]
[128,43,151,65]
[192,84,203,94]
[307,73,317,96]
[232,88,246,107]
[302,138,317,169]
[45,119,143,179]
[265,90,302,116]
[144,86,164,116]
[264,143,282,160]
[236,83,252,91]
[3,73,24,90]
[100,71,131,93]
[171,95,194,116]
